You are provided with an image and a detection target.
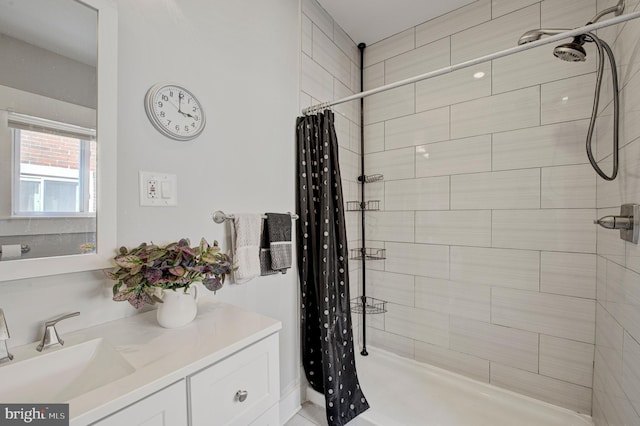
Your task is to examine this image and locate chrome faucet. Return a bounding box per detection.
[0,309,14,363]
[36,312,80,352]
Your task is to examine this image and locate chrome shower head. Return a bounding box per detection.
[553,38,587,62]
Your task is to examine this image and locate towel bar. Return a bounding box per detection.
[212,210,299,224]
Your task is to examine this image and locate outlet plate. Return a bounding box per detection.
[139,171,177,206]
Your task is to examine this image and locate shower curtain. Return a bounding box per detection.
[296,110,369,426]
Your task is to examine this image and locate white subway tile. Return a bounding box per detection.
[367,270,415,307]
[542,0,596,29]
[385,38,450,85]
[313,26,351,88]
[385,242,449,279]
[385,177,450,211]
[597,74,640,161]
[450,246,540,291]
[416,0,492,46]
[627,239,640,276]
[301,14,312,56]
[364,181,385,211]
[416,62,492,112]
[622,331,640,416]
[333,23,358,64]
[366,327,414,359]
[301,0,333,39]
[364,62,384,91]
[365,211,414,243]
[596,303,624,358]
[301,53,333,102]
[385,107,450,150]
[597,256,607,301]
[451,5,540,64]
[491,0,538,18]
[385,303,449,347]
[492,209,597,253]
[451,169,541,210]
[350,61,359,93]
[540,335,595,387]
[334,79,357,124]
[492,44,596,94]
[338,147,359,183]
[540,252,597,299]
[415,210,492,247]
[492,120,589,170]
[349,122,361,155]
[415,276,491,322]
[492,288,596,343]
[491,363,592,414]
[414,341,490,383]
[364,28,414,68]
[364,85,415,125]
[365,147,414,180]
[541,164,597,208]
[451,87,540,139]
[541,73,597,125]
[416,135,492,178]
[603,261,640,343]
[364,122,384,154]
[450,316,539,372]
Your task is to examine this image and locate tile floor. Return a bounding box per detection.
[284,402,376,426]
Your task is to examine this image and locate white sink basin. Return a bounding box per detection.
[0,338,135,403]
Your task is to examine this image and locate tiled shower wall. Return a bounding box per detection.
[299,0,363,306]
[362,0,612,415]
[592,0,640,424]
[300,0,640,420]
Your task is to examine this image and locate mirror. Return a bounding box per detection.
[0,0,117,281]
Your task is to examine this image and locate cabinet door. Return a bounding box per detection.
[189,334,280,426]
[92,380,187,426]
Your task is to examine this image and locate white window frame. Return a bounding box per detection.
[9,112,96,218]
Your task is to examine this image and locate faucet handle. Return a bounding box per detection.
[37,312,80,352]
[45,312,80,327]
[0,309,13,362]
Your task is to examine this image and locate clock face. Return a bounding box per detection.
[144,83,206,141]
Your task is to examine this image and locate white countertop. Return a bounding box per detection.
[0,298,282,425]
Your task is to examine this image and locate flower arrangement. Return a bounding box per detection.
[105,238,232,309]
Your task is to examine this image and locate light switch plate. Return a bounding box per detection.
[139,171,177,206]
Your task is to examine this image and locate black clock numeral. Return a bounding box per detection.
[160,111,165,117]
[175,125,180,131]
[166,120,171,126]
[191,122,196,128]
[169,91,174,97]
[162,95,168,101]
[184,125,189,132]
[194,115,199,121]
[192,107,198,112]
[158,101,163,108]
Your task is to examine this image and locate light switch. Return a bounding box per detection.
[139,171,177,206]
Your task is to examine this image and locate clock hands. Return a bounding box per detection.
[176,93,197,119]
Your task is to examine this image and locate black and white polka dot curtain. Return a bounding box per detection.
[296,110,369,426]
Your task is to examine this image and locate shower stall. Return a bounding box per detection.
[299,0,640,425]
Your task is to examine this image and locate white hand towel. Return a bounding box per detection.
[231,214,262,283]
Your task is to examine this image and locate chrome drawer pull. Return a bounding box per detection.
[235,390,248,402]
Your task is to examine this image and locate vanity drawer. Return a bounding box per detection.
[189,333,279,426]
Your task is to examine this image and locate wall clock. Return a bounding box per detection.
[144,83,206,141]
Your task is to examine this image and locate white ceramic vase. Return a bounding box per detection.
[156,286,199,329]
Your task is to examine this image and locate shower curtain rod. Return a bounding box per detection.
[302,10,640,115]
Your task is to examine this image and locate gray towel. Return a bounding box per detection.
[266,213,292,272]
[260,219,279,276]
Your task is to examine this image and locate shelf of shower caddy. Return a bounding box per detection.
[349,248,386,261]
[351,297,387,315]
[346,200,381,211]
[358,174,384,184]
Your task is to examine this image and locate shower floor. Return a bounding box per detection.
[301,347,594,426]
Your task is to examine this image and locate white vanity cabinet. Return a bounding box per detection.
[91,380,188,426]
[189,333,280,425]
[91,333,280,426]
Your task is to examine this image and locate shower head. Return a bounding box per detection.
[553,37,587,62]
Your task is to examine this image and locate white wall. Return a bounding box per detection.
[0,0,301,402]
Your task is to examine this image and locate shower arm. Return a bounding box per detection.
[589,0,625,24]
